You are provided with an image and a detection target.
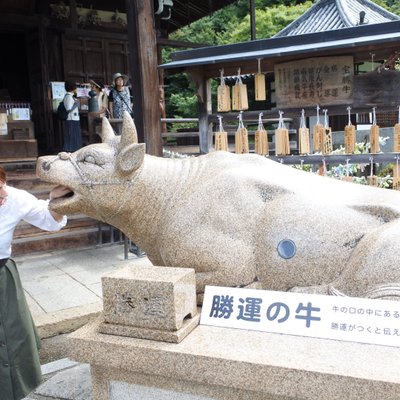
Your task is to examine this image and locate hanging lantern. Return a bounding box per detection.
[344,106,356,154]
[322,109,332,155]
[255,59,266,101]
[217,69,231,113]
[254,112,269,156]
[235,111,249,154]
[298,109,310,155]
[370,107,380,153]
[214,115,228,151]
[394,106,400,152]
[312,105,324,152]
[232,68,249,111]
[275,110,290,156]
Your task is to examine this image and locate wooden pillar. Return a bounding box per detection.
[191,69,212,154]
[250,0,256,40]
[69,0,78,30]
[125,0,162,156]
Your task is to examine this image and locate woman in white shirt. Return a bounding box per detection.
[63,80,82,152]
[0,166,68,400]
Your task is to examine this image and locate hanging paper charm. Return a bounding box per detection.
[312,105,324,153]
[322,109,332,155]
[370,107,380,153]
[394,105,400,152]
[217,69,231,112]
[255,59,266,101]
[254,112,269,156]
[232,68,249,111]
[275,111,290,156]
[235,111,249,154]
[298,109,310,155]
[344,106,356,154]
[214,115,229,151]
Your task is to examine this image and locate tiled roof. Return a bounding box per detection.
[274,0,400,37]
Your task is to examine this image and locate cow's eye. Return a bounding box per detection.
[84,155,96,164]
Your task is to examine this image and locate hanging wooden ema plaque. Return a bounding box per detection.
[232,68,249,111]
[214,115,228,151]
[255,59,266,101]
[298,109,310,155]
[235,111,249,154]
[394,105,400,152]
[322,109,332,155]
[275,111,290,156]
[344,106,356,154]
[367,156,378,186]
[393,155,400,191]
[370,107,380,153]
[342,159,353,182]
[312,105,324,153]
[254,112,269,156]
[217,69,231,112]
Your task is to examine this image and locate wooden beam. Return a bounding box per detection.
[126,0,162,156]
[157,38,210,48]
[0,13,40,28]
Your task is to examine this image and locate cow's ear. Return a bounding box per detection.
[117,143,145,174]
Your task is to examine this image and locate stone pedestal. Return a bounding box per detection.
[68,264,400,400]
[99,264,199,343]
[69,318,400,400]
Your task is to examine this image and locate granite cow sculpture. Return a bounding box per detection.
[37,112,400,300]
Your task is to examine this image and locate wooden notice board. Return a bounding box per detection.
[274,56,354,108]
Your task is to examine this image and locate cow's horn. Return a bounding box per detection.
[120,111,138,146]
[100,117,115,142]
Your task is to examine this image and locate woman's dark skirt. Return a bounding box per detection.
[63,120,82,152]
[0,258,42,400]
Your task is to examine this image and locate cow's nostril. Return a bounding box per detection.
[42,161,51,171]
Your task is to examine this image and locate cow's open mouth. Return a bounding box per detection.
[49,186,76,206]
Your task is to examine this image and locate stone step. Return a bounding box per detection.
[14,214,98,237]
[12,226,115,257]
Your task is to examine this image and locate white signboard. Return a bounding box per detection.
[51,81,66,100]
[10,108,30,121]
[201,286,400,347]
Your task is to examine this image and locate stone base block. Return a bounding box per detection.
[98,309,200,343]
[102,265,197,331]
[69,318,400,400]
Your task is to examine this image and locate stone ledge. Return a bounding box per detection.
[98,309,201,343]
[68,317,400,400]
[35,302,102,339]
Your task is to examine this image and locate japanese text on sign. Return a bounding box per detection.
[274,56,354,108]
[200,286,400,347]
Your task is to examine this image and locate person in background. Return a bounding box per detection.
[108,72,132,119]
[0,166,69,400]
[63,80,82,152]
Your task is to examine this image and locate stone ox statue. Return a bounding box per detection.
[37,112,400,300]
